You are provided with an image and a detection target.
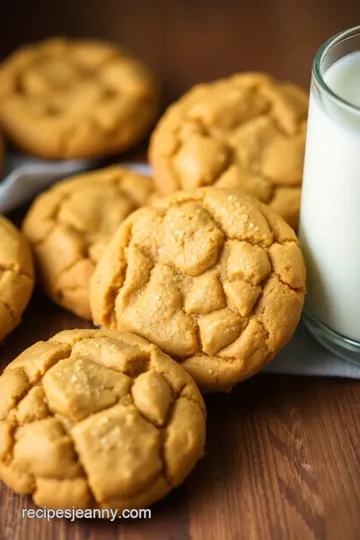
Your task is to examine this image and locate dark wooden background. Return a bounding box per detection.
[1,1,360,539]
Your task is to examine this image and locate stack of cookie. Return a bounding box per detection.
[0,38,308,514]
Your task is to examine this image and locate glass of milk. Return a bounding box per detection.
[299,25,360,363]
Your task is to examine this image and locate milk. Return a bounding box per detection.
[299,51,360,342]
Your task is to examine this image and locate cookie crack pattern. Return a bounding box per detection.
[150,74,308,227]
[116,186,141,211]
[101,226,133,328]
[168,81,265,156]
[0,330,206,509]
[0,264,33,281]
[54,256,89,284]
[193,321,204,357]
[26,177,141,261]
[127,396,174,489]
[49,335,97,349]
[182,113,212,138]
[157,382,198,489]
[260,176,277,204]
[0,347,73,489]
[54,416,96,503]
[92,188,305,392]
[2,347,73,424]
[254,317,272,356]
[62,118,97,155]
[0,336,115,501]
[259,205,297,245]
[159,401,176,488]
[23,167,156,319]
[122,246,156,301]
[265,243,306,296]
[149,194,273,247]
[160,194,270,246]
[2,423,17,466]
[222,318,252,355]
[0,215,34,343]
[200,198,272,248]
[3,385,32,426]
[87,50,120,76]
[25,192,71,247]
[58,283,89,295]
[272,272,305,296]
[178,385,206,417]
[0,298,17,322]
[0,38,159,159]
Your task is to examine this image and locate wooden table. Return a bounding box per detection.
[1,1,360,539]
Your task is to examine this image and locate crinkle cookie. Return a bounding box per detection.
[0,38,159,159]
[149,73,308,229]
[0,216,34,342]
[91,188,306,393]
[0,329,205,510]
[23,166,155,320]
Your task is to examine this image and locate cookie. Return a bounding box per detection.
[0,38,159,159]
[91,188,306,393]
[0,216,34,342]
[23,166,155,320]
[149,73,308,229]
[0,329,206,510]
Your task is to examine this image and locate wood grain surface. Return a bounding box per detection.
[1,1,360,539]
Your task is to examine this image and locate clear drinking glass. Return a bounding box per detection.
[299,25,360,364]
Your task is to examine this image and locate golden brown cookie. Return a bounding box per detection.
[0,216,34,342]
[23,166,155,320]
[91,188,306,393]
[0,38,159,159]
[149,73,308,229]
[0,329,206,510]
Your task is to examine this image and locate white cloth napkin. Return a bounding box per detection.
[2,154,359,378]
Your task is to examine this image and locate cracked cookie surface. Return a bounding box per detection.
[0,38,159,159]
[23,166,155,320]
[0,328,206,510]
[149,72,308,229]
[0,216,34,342]
[91,187,306,392]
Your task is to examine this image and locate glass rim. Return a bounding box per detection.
[313,25,360,114]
